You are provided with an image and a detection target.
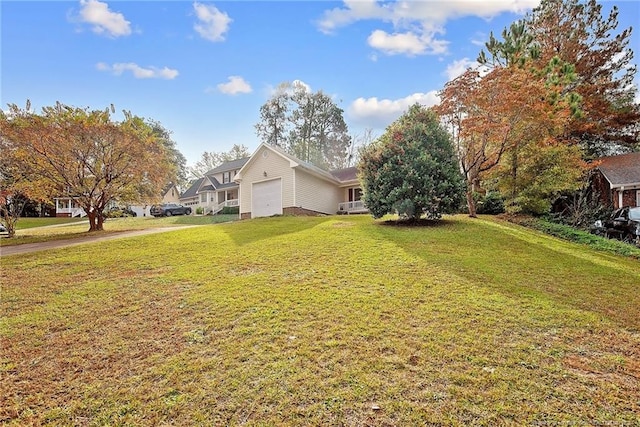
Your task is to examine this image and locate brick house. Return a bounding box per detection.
[592,152,640,208]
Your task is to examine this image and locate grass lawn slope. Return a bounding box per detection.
[1,215,638,425]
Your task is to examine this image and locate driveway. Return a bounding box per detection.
[0,226,198,257]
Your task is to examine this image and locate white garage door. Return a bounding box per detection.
[252,178,282,218]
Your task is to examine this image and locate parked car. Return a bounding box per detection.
[0,223,7,234]
[593,206,640,246]
[150,203,192,217]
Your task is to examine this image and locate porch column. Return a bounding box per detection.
[619,187,624,208]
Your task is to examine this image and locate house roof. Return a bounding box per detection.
[180,177,204,199]
[237,143,359,186]
[204,157,251,176]
[331,166,358,182]
[597,152,640,188]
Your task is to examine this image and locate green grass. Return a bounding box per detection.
[510,216,640,259]
[13,217,86,230]
[0,214,238,246]
[1,215,639,425]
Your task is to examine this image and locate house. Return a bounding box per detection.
[180,157,250,215]
[592,152,640,208]
[54,197,87,218]
[234,143,367,219]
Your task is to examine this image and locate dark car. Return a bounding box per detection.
[593,206,640,246]
[150,203,192,217]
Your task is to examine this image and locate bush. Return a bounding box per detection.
[474,192,505,215]
[358,104,465,220]
[196,207,204,215]
[220,206,239,215]
[509,216,640,259]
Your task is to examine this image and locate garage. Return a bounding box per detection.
[252,178,282,218]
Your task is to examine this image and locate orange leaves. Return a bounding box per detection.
[0,102,175,231]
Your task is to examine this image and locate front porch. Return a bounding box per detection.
[338,200,368,214]
[338,187,368,214]
[192,188,240,215]
[54,198,86,218]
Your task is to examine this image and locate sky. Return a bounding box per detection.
[2,0,639,167]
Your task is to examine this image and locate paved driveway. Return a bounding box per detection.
[0,226,197,257]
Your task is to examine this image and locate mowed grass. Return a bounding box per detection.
[1,215,639,425]
[13,217,86,230]
[0,214,238,246]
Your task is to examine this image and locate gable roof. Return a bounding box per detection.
[331,166,358,183]
[597,152,640,188]
[237,143,359,185]
[204,157,250,176]
[180,177,204,199]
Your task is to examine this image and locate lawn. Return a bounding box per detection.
[13,217,86,230]
[1,215,638,425]
[0,214,238,246]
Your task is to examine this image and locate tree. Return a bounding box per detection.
[358,104,465,221]
[435,64,583,216]
[255,81,352,170]
[481,0,639,157]
[0,102,175,232]
[528,0,639,156]
[148,119,188,190]
[0,132,53,237]
[188,144,250,180]
[255,83,290,148]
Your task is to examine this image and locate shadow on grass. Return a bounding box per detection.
[369,215,640,330]
[223,215,333,247]
[379,217,456,228]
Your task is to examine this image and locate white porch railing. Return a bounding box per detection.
[57,207,87,218]
[338,200,368,214]
[208,199,239,215]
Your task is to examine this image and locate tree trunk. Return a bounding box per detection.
[466,188,477,218]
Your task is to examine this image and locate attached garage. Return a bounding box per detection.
[251,178,282,218]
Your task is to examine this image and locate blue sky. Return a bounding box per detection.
[2,0,639,166]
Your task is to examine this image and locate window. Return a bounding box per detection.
[223,171,231,183]
[348,188,362,202]
[200,193,207,203]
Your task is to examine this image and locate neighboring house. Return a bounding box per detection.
[592,152,640,208]
[234,143,367,219]
[55,144,368,220]
[54,183,181,218]
[54,197,87,218]
[180,157,250,215]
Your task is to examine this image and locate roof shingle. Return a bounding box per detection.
[597,152,640,187]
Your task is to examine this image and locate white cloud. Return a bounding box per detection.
[348,91,440,129]
[216,76,252,95]
[318,0,540,56]
[96,62,179,79]
[445,58,479,81]
[368,30,448,56]
[78,0,131,37]
[265,79,312,97]
[193,2,232,42]
[471,32,487,47]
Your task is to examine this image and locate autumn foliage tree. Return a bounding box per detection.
[0,135,53,237]
[436,62,586,216]
[0,102,177,232]
[358,105,465,221]
[526,0,639,157]
[479,0,639,157]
